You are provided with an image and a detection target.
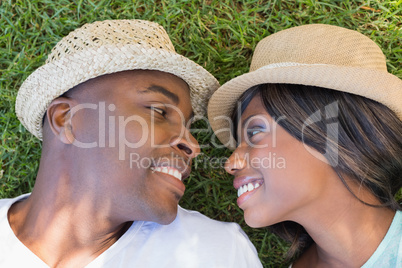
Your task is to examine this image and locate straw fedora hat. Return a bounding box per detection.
[16,19,219,140]
[208,24,402,149]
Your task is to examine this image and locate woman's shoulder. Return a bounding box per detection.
[361,210,402,267]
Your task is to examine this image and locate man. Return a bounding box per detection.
[0,20,262,267]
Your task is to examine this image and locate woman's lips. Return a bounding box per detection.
[233,176,264,207]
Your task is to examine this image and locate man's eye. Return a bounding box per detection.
[150,106,166,116]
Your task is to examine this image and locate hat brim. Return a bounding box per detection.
[208,64,402,150]
[16,44,219,140]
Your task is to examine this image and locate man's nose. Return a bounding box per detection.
[169,130,200,159]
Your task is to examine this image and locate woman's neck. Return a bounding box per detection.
[293,192,395,268]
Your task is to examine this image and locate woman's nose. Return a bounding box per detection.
[224,144,247,175]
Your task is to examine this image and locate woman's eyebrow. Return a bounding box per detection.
[241,114,261,129]
[140,85,179,104]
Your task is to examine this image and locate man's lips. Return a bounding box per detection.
[148,152,192,179]
[150,164,189,196]
[151,166,183,181]
[150,160,191,181]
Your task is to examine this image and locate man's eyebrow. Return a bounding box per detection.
[140,85,179,104]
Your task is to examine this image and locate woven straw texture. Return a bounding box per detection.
[16,19,219,140]
[208,24,402,149]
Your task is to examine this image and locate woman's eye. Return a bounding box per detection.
[246,128,263,139]
[150,106,166,116]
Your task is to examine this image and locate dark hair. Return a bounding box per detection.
[231,83,402,258]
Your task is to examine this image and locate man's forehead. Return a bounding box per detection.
[64,70,189,98]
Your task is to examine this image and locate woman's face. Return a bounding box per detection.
[225,94,337,228]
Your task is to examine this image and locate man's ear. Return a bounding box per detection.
[46,97,76,144]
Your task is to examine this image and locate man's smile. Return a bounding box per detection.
[151,167,182,181]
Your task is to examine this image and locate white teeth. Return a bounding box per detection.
[151,167,182,181]
[247,183,254,191]
[173,170,182,181]
[237,182,262,197]
[242,185,248,193]
[151,167,161,172]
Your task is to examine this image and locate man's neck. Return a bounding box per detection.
[7,186,133,267]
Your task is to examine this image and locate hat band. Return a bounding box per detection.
[256,62,327,71]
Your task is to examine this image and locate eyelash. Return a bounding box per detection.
[149,106,167,117]
[246,128,264,139]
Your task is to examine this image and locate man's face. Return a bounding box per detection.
[68,70,200,224]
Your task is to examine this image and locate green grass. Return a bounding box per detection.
[1,0,401,267]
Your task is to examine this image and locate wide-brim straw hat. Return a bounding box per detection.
[208,24,402,150]
[16,19,219,140]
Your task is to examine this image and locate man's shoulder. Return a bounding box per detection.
[0,193,30,216]
[0,194,30,234]
[0,193,43,267]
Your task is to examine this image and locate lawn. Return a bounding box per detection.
[1,0,401,267]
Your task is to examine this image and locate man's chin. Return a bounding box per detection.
[158,216,177,225]
[151,205,179,225]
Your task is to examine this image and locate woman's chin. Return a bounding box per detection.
[244,213,270,228]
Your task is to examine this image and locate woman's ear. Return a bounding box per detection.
[46,97,76,144]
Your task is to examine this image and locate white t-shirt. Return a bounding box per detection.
[0,194,262,267]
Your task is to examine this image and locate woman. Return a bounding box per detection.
[208,24,402,267]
